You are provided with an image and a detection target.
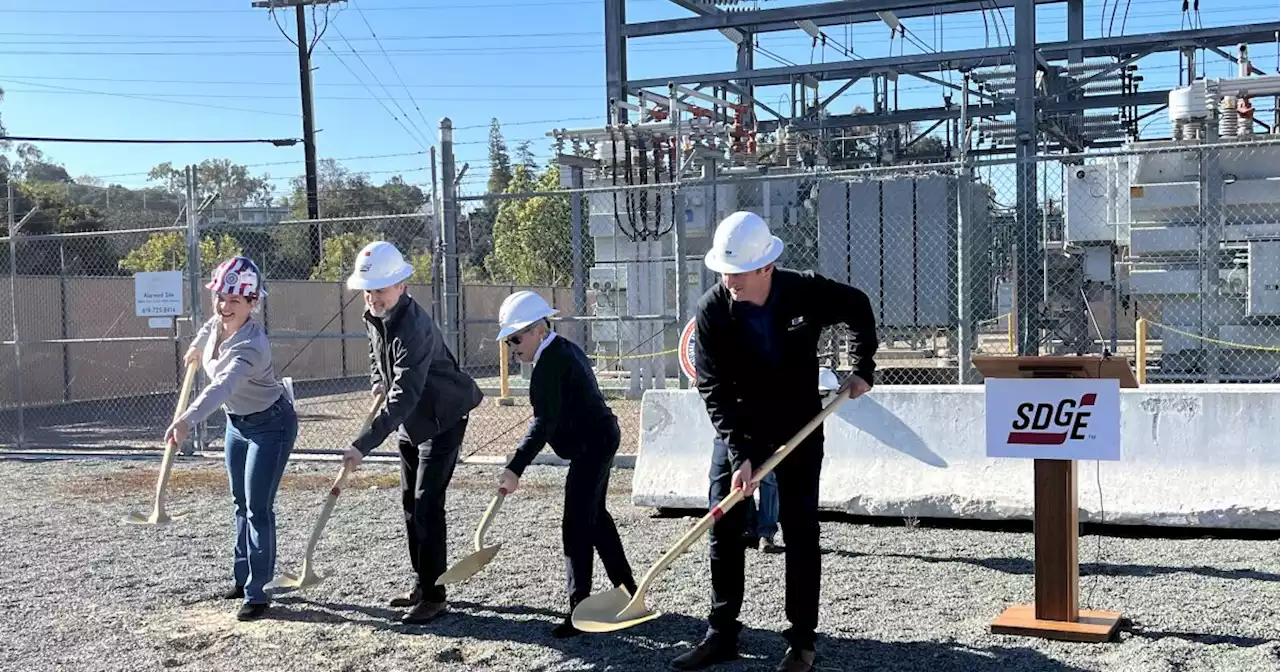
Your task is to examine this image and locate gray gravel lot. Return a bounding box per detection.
[1,456,1278,672]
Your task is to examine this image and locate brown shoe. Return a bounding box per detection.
[776,648,815,672]
[389,586,422,608]
[401,600,447,624]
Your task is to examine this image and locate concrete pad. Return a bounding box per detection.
[633,385,1280,530]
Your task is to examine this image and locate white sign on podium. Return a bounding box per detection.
[984,377,1121,461]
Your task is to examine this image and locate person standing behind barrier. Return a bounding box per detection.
[493,291,639,638]
[743,471,782,553]
[165,256,299,622]
[670,212,878,672]
[340,241,484,625]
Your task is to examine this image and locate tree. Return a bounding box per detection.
[832,105,949,163]
[309,231,432,283]
[118,231,242,277]
[486,165,576,285]
[514,140,538,172]
[148,160,275,209]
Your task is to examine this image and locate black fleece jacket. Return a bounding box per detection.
[505,334,617,477]
[694,267,879,467]
[352,292,484,455]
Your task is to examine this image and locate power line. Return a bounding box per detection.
[316,38,432,151]
[0,73,604,89]
[0,1,664,13]
[0,88,599,102]
[0,78,299,118]
[351,0,435,136]
[325,21,433,146]
[1,135,299,145]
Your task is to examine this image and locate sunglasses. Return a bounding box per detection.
[505,330,530,347]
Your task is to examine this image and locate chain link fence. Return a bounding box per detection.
[5,134,1280,453]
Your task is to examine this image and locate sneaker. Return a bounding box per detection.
[236,602,269,622]
[669,635,739,670]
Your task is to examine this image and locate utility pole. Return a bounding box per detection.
[251,0,342,266]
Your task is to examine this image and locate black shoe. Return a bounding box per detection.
[236,602,269,621]
[552,616,582,639]
[762,536,784,554]
[389,586,422,608]
[401,600,448,624]
[222,585,244,600]
[669,635,739,670]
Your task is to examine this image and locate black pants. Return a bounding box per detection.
[706,432,823,651]
[398,415,468,604]
[563,418,636,606]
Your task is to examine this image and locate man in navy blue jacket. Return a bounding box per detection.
[671,212,879,672]
[494,290,638,638]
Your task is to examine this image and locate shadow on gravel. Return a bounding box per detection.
[821,550,1280,583]
[1125,625,1277,649]
[266,595,1092,671]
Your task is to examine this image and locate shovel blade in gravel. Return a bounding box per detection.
[571,585,660,633]
[265,562,323,591]
[435,542,502,586]
[121,509,190,525]
[436,488,508,586]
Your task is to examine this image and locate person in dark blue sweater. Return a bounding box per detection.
[494,291,638,638]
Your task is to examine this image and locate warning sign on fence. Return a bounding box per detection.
[678,317,696,381]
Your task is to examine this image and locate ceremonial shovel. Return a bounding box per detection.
[123,361,200,526]
[570,388,853,633]
[267,393,384,591]
[435,486,510,586]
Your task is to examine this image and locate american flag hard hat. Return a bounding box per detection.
[206,256,265,297]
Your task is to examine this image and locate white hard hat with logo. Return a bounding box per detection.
[703,211,785,274]
[347,241,415,291]
[496,290,559,341]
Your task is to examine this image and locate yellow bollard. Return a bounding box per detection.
[1007,313,1015,353]
[496,339,515,406]
[1135,318,1147,385]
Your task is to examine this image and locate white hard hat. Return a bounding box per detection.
[346,241,414,291]
[703,211,784,274]
[496,290,559,341]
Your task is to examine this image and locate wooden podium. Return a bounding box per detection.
[972,354,1138,644]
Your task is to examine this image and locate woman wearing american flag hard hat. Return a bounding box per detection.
[165,255,299,622]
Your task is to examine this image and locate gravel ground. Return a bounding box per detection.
[2,457,1278,672]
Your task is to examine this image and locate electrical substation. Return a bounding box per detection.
[542,1,1280,390]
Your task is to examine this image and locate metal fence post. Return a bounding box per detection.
[569,165,588,350]
[439,119,462,359]
[184,165,205,455]
[7,182,25,448]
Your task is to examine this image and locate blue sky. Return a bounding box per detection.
[0,0,1270,203]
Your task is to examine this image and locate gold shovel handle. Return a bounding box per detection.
[631,388,853,596]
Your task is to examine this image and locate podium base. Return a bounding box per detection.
[990,605,1123,643]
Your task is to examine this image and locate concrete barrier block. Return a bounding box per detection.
[633,385,1280,530]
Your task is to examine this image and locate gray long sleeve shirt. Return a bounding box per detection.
[179,316,286,426]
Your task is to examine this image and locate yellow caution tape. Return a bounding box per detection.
[1144,320,1280,352]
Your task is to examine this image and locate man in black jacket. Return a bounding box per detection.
[341,241,485,625]
[493,290,638,638]
[671,211,878,672]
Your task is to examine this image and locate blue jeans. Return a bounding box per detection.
[745,471,779,539]
[224,393,298,604]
